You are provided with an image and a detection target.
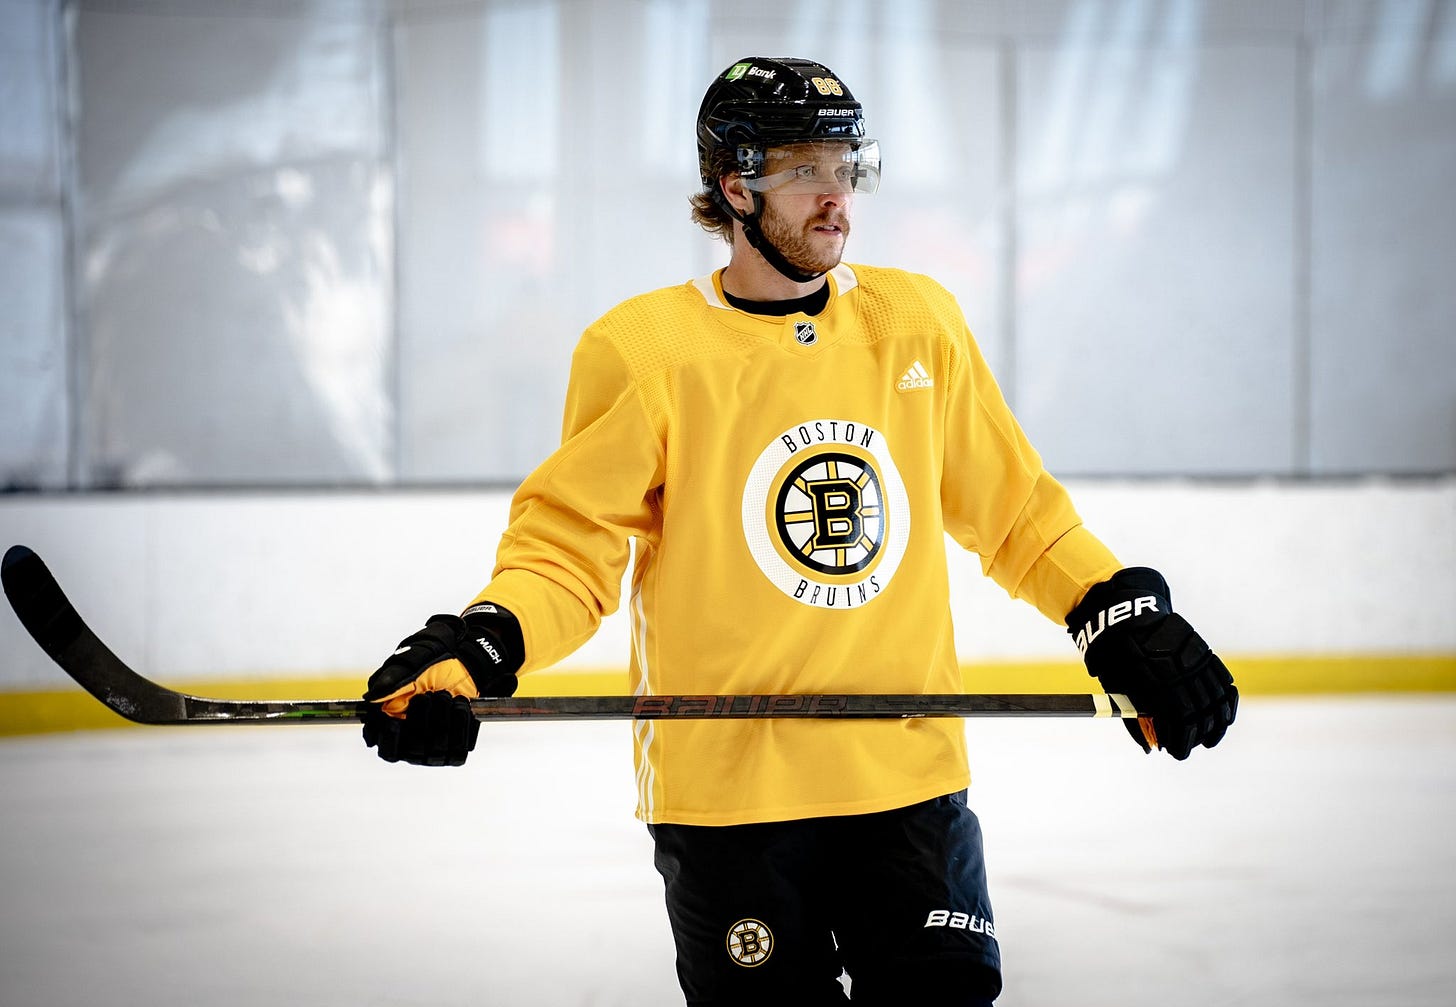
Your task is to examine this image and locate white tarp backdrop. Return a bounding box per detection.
[2,0,1453,489]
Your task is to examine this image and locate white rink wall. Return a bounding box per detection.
[1,478,1453,690]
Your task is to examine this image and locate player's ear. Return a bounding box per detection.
[721,173,753,215]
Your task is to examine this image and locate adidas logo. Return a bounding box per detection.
[896,360,933,392]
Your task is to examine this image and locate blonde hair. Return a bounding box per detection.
[689,145,742,242]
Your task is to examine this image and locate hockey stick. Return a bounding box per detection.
[3,544,1145,727]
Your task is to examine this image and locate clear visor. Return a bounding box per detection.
[741,139,881,195]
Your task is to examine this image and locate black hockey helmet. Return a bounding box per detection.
[696,57,880,282]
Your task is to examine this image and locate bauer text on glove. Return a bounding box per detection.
[1065,567,1237,760]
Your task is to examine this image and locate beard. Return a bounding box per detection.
[757,198,851,276]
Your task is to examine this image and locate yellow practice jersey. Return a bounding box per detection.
[472,263,1121,825]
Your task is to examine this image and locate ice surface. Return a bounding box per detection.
[1,696,1453,1006]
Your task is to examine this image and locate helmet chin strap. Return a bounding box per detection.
[716,188,828,284]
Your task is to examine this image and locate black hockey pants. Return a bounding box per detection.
[649,790,1000,1005]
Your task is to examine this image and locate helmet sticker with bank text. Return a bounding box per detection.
[741,420,910,610]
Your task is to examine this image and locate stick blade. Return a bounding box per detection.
[3,544,185,724]
[4,544,85,658]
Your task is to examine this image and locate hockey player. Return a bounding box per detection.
[361,57,1237,1005]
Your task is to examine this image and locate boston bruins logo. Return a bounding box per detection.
[742,420,910,610]
[776,452,883,575]
[726,918,773,967]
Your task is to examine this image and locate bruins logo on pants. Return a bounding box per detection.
[726,918,774,966]
[742,419,910,610]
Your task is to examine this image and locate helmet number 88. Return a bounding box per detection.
[811,77,844,96]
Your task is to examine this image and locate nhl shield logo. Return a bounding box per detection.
[794,321,817,345]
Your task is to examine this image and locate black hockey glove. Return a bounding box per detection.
[361,603,524,767]
[1065,568,1237,760]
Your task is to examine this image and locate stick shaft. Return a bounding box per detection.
[147,691,1141,725]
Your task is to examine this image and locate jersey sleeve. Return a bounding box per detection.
[466,329,665,673]
[939,314,1121,622]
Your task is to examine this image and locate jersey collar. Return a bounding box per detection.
[692,263,859,313]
